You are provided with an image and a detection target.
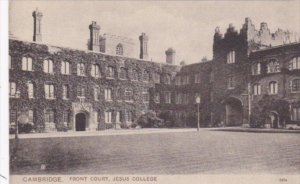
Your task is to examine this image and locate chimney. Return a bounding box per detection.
[32,8,43,42]
[165,48,176,65]
[139,33,149,60]
[89,21,100,51]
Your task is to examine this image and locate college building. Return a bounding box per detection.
[9,9,300,132]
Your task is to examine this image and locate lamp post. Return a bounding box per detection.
[196,96,201,132]
[15,90,21,140]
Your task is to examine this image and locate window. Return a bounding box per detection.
[253,83,261,95]
[77,63,85,76]
[228,76,235,89]
[291,79,300,92]
[175,93,182,104]
[227,50,235,64]
[195,73,201,83]
[143,70,150,82]
[10,110,17,127]
[94,87,100,101]
[154,92,160,103]
[61,61,70,75]
[9,55,12,69]
[77,86,85,97]
[292,107,300,121]
[182,93,189,104]
[104,89,112,101]
[27,81,34,98]
[164,75,171,84]
[22,57,33,71]
[45,109,55,123]
[142,88,149,103]
[116,43,123,55]
[164,91,171,104]
[153,73,160,83]
[124,88,133,101]
[269,81,278,94]
[63,110,70,127]
[45,84,55,99]
[91,64,100,78]
[105,111,112,123]
[119,67,127,79]
[116,111,122,123]
[252,63,261,75]
[43,59,53,73]
[289,57,300,70]
[125,110,134,122]
[182,76,189,85]
[132,69,139,81]
[106,66,114,78]
[115,88,122,100]
[62,85,69,99]
[28,110,34,124]
[9,82,17,97]
[175,76,181,85]
[267,60,280,73]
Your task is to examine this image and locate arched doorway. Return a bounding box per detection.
[269,111,279,129]
[76,113,86,131]
[223,97,243,126]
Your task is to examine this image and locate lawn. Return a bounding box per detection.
[10,130,300,174]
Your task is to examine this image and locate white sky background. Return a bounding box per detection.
[9,1,300,64]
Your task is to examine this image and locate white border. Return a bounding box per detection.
[0,0,9,184]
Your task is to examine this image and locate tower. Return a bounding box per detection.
[165,48,176,65]
[32,8,43,42]
[89,21,100,51]
[139,33,149,60]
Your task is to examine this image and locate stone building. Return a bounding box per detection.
[9,10,300,132]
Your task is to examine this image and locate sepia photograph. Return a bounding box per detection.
[4,0,300,183]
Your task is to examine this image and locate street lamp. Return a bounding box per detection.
[15,90,21,140]
[196,96,201,132]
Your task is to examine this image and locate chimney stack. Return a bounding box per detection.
[165,48,176,65]
[139,33,149,60]
[32,8,43,42]
[89,21,100,51]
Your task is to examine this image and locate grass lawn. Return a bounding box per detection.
[10,130,300,174]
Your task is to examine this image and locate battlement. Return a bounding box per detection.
[214,17,300,51]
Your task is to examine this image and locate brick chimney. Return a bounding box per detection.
[32,8,43,42]
[165,48,176,65]
[139,33,149,60]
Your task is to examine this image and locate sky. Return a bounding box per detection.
[9,1,300,64]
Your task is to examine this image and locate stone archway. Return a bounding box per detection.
[75,113,87,131]
[222,97,243,126]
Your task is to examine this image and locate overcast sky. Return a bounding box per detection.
[9,1,300,64]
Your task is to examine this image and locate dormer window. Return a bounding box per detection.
[227,50,235,64]
[116,43,123,55]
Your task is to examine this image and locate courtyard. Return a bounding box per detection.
[10,129,300,174]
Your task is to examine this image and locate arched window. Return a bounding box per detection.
[119,67,127,79]
[61,61,70,75]
[22,57,33,71]
[267,59,280,73]
[289,56,300,70]
[27,81,34,98]
[269,81,278,94]
[116,43,123,55]
[106,66,115,78]
[43,59,53,73]
[132,69,139,81]
[77,63,85,76]
[291,79,300,92]
[253,83,261,95]
[91,64,100,78]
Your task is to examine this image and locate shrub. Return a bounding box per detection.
[18,123,34,133]
[137,111,164,128]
